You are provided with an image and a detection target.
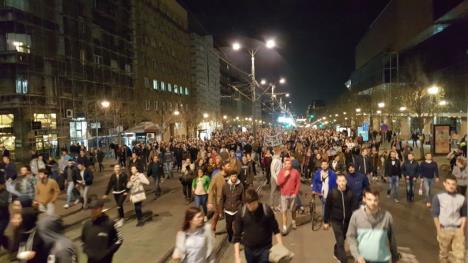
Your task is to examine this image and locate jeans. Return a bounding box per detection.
[194,194,208,215]
[79,185,89,208]
[0,217,8,249]
[224,212,236,242]
[423,178,434,203]
[390,176,399,200]
[244,245,270,263]
[270,183,278,208]
[152,176,161,196]
[163,162,173,178]
[66,181,76,205]
[134,201,143,222]
[181,180,192,200]
[331,220,348,263]
[98,161,104,172]
[406,177,416,201]
[114,193,126,219]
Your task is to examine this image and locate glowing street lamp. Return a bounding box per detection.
[266,39,276,49]
[100,100,110,108]
[260,79,267,85]
[399,106,407,112]
[427,85,440,95]
[343,112,347,115]
[439,100,448,106]
[376,110,382,114]
[223,115,228,120]
[355,108,361,113]
[173,110,180,116]
[279,77,286,84]
[232,42,241,51]
[377,102,385,108]
[203,113,209,119]
[285,93,290,97]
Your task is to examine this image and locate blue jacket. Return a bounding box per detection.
[311,169,337,196]
[346,172,369,203]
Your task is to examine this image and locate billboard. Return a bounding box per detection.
[433,125,450,154]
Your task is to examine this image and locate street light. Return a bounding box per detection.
[279,77,286,84]
[100,100,110,108]
[427,85,440,95]
[232,42,241,51]
[439,100,448,106]
[343,112,347,115]
[335,114,339,117]
[376,110,382,114]
[173,110,180,116]
[260,79,267,85]
[378,102,385,108]
[266,39,276,49]
[355,108,361,113]
[285,93,290,97]
[399,106,407,112]
[223,115,228,120]
[203,113,209,119]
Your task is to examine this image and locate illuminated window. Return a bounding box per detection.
[174,85,178,94]
[33,113,57,129]
[5,0,30,11]
[185,87,189,95]
[0,114,14,128]
[168,83,172,92]
[161,81,165,91]
[153,80,158,90]
[6,33,31,53]
[80,49,86,65]
[16,77,28,94]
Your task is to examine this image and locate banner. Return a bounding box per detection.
[433,125,450,154]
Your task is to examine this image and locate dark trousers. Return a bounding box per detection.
[224,212,236,242]
[114,193,126,219]
[0,217,8,249]
[406,177,416,201]
[211,206,222,232]
[182,180,192,200]
[134,201,143,222]
[244,245,270,263]
[98,161,104,172]
[331,220,348,263]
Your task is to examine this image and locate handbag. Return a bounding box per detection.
[269,243,294,263]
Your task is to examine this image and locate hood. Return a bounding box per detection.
[227,178,241,186]
[37,215,65,245]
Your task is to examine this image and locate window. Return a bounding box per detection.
[125,64,131,73]
[154,100,159,111]
[153,80,158,90]
[185,87,189,95]
[93,54,103,65]
[16,77,28,94]
[168,83,172,92]
[145,100,151,111]
[144,77,149,88]
[174,85,178,94]
[80,49,86,65]
[33,113,57,129]
[6,33,31,53]
[110,59,118,70]
[0,114,14,129]
[161,81,165,91]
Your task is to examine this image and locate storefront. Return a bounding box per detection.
[33,113,58,156]
[69,117,88,147]
[0,114,15,151]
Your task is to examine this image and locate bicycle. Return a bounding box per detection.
[308,192,323,231]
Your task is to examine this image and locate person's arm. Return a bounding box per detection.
[276,169,286,186]
[459,199,467,231]
[434,162,439,178]
[387,215,399,262]
[139,173,150,185]
[101,223,123,259]
[432,195,441,233]
[51,180,60,202]
[293,170,301,196]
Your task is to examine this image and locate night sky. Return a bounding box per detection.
[179,0,390,114]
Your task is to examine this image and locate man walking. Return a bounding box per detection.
[323,173,357,263]
[147,155,164,198]
[207,160,228,232]
[347,186,400,263]
[104,164,128,227]
[35,169,60,215]
[277,158,301,234]
[77,163,94,209]
[401,153,419,202]
[312,160,337,216]
[233,189,282,263]
[345,163,369,207]
[63,160,79,208]
[420,153,439,208]
[270,145,282,211]
[82,197,123,263]
[432,176,466,263]
[385,151,402,203]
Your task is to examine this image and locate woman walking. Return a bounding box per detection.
[172,207,214,263]
[192,168,210,216]
[127,166,150,226]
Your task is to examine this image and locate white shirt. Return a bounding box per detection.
[270,155,282,185]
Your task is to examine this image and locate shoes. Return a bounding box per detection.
[282,225,288,235]
[74,199,80,205]
[292,221,297,230]
[136,221,145,227]
[115,218,124,228]
[63,204,70,209]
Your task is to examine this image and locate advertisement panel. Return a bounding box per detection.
[433,125,450,154]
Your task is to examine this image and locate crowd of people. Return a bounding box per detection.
[0,127,466,263]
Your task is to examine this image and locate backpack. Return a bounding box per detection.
[241,203,269,219]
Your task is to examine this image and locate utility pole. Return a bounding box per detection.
[250,50,257,139]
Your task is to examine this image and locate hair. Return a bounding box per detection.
[347,163,355,169]
[182,207,202,231]
[336,172,346,178]
[21,165,31,172]
[444,175,457,182]
[244,188,259,203]
[364,185,381,197]
[38,168,48,175]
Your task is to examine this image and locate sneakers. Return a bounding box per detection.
[282,225,288,235]
[115,218,124,228]
[292,221,297,230]
[63,204,70,209]
[74,199,80,205]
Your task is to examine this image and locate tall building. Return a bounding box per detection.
[349,0,468,135]
[132,0,193,140]
[190,34,220,139]
[0,0,133,161]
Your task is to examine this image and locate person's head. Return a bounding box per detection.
[334,155,340,161]
[347,163,356,174]
[284,159,292,170]
[425,153,432,161]
[362,148,368,156]
[443,176,457,193]
[152,155,158,162]
[130,165,138,175]
[316,153,322,160]
[38,168,48,180]
[336,173,347,190]
[20,166,30,176]
[229,173,238,184]
[67,160,73,167]
[77,163,85,171]
[2,156,9,164]
[221,160,230,172]
[320,160,329,171]
[363,186,381,212]
[390,151,397,160]
[244,188,259,212]
[80,150,85,156]
[182,207,204,231]
[407,153,414,161]
[456,157,466,167]
[246,154,252,161]
[132,152,137,159]
[88,196,104,220]
[197,168,204,177]
[113,164,121,174]
[38,155,43,161]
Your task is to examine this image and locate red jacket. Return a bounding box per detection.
[277,168,301,196]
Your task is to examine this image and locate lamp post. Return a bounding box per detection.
[232,38,276,138]
[95,99,110,148]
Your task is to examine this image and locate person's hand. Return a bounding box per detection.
[356,257,366,263]
[123,192,128,196]
[17,250,36,260]
[323,223,330,230]
[207,203,213,210]
[285,170,290,177]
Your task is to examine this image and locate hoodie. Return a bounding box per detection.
[38,215,78,263]
[222,178,244,213]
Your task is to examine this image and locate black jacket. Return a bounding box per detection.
[128,158,144,173]
[105,173,128,195]
[147,161,164,178]
[222,180,244,213]
[385,158,401,177]
[401,160,419,178]
[324,187,357,224]
[81,213,122,263]
[76,168,94,186]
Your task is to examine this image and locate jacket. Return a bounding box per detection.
[311,169,337,198]
[277,168,301,196]
[401,160,420,178]
[128,158,144,173]
[76,168,94,186]
[172,224,214,263]
[81,213,122,263]
[192,175,211,193]
[38,215,78,263]
[35,179,60,204]
[222,179,244,213]
[384,159,401,177]
[147,161,163,178]
[105,173,128,195]
[127,173,150,203]
[324,187,357,224]
[355,155,373,175]
[208,170,226,207]
[270,155,282,184]
[346,172,369,204]
[452,165,468,186]
[419,161,439,179]
[347,207,399,263]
